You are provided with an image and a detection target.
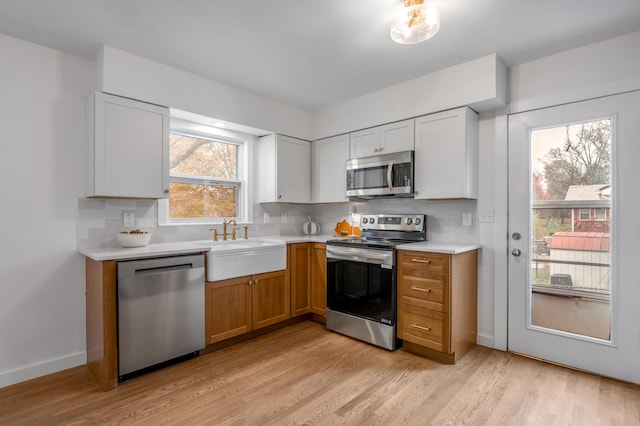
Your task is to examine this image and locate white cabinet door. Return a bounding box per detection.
[349,119,414,159]
[258,134,311,203]
[414,107,478,199]
[313,134,350,203]
[87,92,169,198]
[349,127,379,158]
[379,119,414,154]
[277,135,311,203]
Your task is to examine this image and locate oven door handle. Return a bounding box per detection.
[387,161,394,191]
[326,247,393,265]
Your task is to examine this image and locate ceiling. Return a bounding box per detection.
[1,0,640,111]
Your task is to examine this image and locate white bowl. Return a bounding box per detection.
[117,231,151,248]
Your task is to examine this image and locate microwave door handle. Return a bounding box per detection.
[387,161,394,191]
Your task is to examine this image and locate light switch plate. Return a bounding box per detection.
[479,209,495,223]
[123,212,135,228]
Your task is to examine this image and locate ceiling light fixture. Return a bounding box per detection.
[390,0,440,45]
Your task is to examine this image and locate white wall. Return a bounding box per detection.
[0,33,95,387]
[99,47,313,141]
[312,53,507,140]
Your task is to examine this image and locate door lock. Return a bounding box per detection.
[512,232,521,240]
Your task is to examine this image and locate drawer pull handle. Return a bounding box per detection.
[411,259,431,264]
[411,324,432,332]
[411,286,431,293]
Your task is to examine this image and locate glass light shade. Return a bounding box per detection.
[390,2,440,44]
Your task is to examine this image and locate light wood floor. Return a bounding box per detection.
[1,321,639,425]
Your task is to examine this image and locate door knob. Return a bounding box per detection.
[512,248,522,257]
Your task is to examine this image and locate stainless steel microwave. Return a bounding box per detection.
[346,151,414,198]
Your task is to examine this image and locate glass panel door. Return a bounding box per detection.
[508,91,640,384]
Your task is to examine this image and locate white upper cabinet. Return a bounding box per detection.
[86,92,169,198]
[414,107,478,200]
[349,119,414,158]
[313,134,350,203]
[258,134,311,203]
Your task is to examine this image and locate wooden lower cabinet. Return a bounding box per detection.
[289,243,312,317]
[252,270,291,329]
[289,242,327,319]
[85,258,118,391]
[397,249,478,363]
[205,270,289,345]
[311,243,327,317]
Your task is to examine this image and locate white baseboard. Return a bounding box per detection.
[0,352,86,389]
[476,333,496,349]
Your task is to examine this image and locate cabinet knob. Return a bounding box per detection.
[411,258,431,264]
[411,286,431,293]
[164,189,169,193]
[278,195,282,199]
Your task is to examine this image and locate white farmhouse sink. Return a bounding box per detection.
[196,239,286,281]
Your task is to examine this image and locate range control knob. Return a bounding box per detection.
[415,217,422,226]
[405,218,413,225]
[369,218,375,224]
[362,217,369,224]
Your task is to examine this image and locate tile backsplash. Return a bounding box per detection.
[77,197,478,249]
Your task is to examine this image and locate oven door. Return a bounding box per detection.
[326,245,396,325]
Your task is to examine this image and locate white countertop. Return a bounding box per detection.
[80,235,480,261]
[396,241,481,254]
[79,235,335,261]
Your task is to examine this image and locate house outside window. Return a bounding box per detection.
[579,208,591,221]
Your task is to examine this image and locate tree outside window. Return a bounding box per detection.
[169,133,242,220]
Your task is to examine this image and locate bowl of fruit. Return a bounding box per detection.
[117,229,151,248]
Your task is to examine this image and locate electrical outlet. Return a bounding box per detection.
[462,211,473,227]
[123,212,135,228]
[263,212,270,224]
[281,213,287,223]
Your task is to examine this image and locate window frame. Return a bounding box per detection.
[158,119,254,226]
[594,208,607,221]
[578,208,591,221]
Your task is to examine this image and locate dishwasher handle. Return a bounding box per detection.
[117,254,204,280]
[134,263,195,277]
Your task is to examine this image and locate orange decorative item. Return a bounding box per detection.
[334,220,361,237]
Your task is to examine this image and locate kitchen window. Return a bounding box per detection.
[159,120,252,225]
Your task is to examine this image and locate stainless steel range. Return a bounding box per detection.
[326,213,426,350]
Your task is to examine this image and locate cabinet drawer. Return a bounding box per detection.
[398,251,450,273]
[398,272,450,313]
[398,304,450,353]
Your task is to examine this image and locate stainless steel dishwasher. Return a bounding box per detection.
[117,253,205,381]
